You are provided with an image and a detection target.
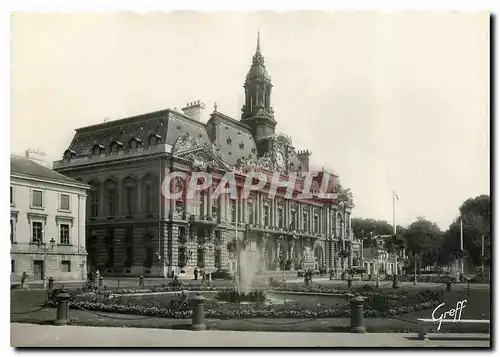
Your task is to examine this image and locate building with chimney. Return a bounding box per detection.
[10,155,89,282]
[53,34,355,278]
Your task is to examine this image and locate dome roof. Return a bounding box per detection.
[246,60,271,82]
[245,32,272,82]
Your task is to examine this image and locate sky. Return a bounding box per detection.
[10,11,490,230]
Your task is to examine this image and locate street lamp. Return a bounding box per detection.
[206,241,214,284]
[36,238,55,285]
[37,237,56,252]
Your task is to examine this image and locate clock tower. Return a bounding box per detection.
[241,32,277,148]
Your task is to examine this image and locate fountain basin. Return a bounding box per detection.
[265,291,351,306]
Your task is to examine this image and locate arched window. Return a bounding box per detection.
[336,212,343,238]
[88,180,101,218]
[104,178,118,217]
[142,173,157,215]
[122,176,137,216]
[173,177,185,213]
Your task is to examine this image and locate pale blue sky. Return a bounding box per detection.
[10,11,490,230]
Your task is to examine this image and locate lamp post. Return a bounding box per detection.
[36,238,56,285]
[156,251,170,278]
[206,241,214,285]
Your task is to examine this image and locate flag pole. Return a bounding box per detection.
[392,190,396,235]
[481,234,485,276]
[460,218,464,276]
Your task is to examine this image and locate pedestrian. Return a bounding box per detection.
[21,272,28,290]
[201,269,206,284]
[194,268,199,280]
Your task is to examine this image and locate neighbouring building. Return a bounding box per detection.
[10,154,89,282]
[360,235,399,276]
[53,34,356,278]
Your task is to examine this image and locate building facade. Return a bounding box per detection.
[53,35,356,277]
[360,235,399,276]
[10,155,89,282]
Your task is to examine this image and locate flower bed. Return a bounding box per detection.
[43,298,439,319]
[43,283,441,320]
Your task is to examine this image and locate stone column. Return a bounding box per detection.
[207,185,213,218]
[77,193,86,251]
[183,174,190,215]
[220,193,226,222]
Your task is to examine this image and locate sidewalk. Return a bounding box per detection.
[10,323,490,348]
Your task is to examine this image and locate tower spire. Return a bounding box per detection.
[257,31,261,52]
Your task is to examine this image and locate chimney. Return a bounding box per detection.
[24,148,51,168]
[296,150,312,172]
[181,100,206,121]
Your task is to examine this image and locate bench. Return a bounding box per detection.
[417,318,490,340]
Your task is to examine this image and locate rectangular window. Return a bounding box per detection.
[314,214,319,233]
[214,249,222,269]
[211,204,219,219]
[61,260,71,273]
[11,260,15,273]
[175,199,184,214]
[277,207,284,228]
[199,193,205,217]
[32,190,43,207]
[10,219,15,243]
[264,206,270,226]
[291,210,296,229]
[230,200,237,223]
[32,222,43,243]
[10,186,13,204]
[178,246,186,267]
[303,212,308,230]
[60,194,70,211]
[125,187,134,215]
[60,223,70,245]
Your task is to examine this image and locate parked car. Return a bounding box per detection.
[209,269,233,280]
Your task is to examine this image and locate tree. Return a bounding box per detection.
[351,218,394,238]
[442,195,491,266]
[402,217,444,267]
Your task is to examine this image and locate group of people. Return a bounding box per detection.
[193,267,211,284]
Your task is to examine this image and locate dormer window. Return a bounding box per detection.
[110,140,123,153]
[227,137,232,145]
[92,144,105,156]
[63,149,76,161]
[129,136,143,149]
[149,133,162,146]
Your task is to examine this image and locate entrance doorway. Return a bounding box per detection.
[33,260,44,280]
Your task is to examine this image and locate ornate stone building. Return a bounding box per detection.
[53,35,355,277]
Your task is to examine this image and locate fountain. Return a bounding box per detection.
[235,241,263,295]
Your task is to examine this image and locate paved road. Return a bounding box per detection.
[10,323,490,348]
[283,277,490,290]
